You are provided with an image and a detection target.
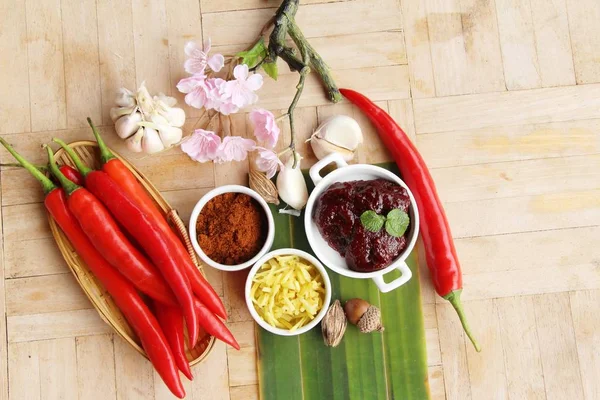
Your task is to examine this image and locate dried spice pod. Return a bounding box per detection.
[321,300,347,347]
[249,168,280,205]
[344,298,384,333]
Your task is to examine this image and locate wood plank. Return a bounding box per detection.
[459,0,505,93]
[1,169,45,206]
[76,335,117,400]
[227,347,257,387]
[566,0,600,84]
[5,273,91,316]
[154,368,192,400]
[229,385,258,400]
[401,0,436,97]
[432,154,600,203]
[204,0,402,46]
[227,321,256,349]
[533,293,584,400]
[3,203,49,242]
[115,336,154,400]
[191,341,230,400]
[496,296,545,400]
[7,309,112,343]
[416,119,600,169]
[132,0,170,95]
[165,0,204,119]
[427,366,446,400]
[97,0,137,125]
[530,0,576,87]
[436,302,471,400]
[25,0,67,132]
[201,0,349,13]
[38,338,78,400]
[4,237,72,279]
[387,99,416,142]
[456,225,600,275]
[61,0,102,128]
[223,270,253,323]
[413,84,600,134]
[425,0,469,97]
[0,190,7,400]
[495,0,541,90]
[0,0,30,134]
[8,342,40,400]
[569,290,600,400]
[465,300,508,400]
[257,65,410,111]
[423,304,441,366]
[446,189,600,238]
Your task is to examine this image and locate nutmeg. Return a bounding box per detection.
[321,300,347,347]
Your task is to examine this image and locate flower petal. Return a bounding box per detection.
[233,64,249,81]
[184,58,207,75]
[203,37,212,53]
[245,73,264,91]
[181,129,221,163]
[184,41,201,57]
[207,54,225,72]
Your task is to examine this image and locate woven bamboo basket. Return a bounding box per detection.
[49,140,215,365]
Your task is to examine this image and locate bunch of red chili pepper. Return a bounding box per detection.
[0,119,239,398]
[340,89,481,352]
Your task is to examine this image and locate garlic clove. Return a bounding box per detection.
[157,125,183,148]
[276,153,308,210]
[125,127,144,153]
[310,136,356,162]
[115,88,135,108]
[154,93,177,108]
[136,82,155,115]
[115,112,142,139]
[141,127,165,154]
[163,107,186,127]
[310,115,363,161]
[110,106,135,122]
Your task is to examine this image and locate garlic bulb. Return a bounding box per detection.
[276,153,308,210]
[310,115,363,161]
[109,83,186,154]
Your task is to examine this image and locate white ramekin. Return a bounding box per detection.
[304,153,420,293]
[245,248,332,336]
[189,185,275,272]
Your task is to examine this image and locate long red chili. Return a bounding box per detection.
[340,88,480,351]
[193,298,240,350]
[154,302,193,381]
[86,118,227,320]
[57,141,200,348]
[0,139,185,398]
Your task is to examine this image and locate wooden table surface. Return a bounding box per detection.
[1,0,599,399]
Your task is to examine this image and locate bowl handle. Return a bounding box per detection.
[309,153,348,185]
[371,261,412,293]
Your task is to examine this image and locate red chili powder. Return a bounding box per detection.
[196,193,267,265]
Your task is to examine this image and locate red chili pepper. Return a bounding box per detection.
[86,118,227,320]
[340,88,481,352]
[194,298,240,350]
[56,140,200,348]
[0,139,185,398]
[59,165,83,185]
[154,302,193,381]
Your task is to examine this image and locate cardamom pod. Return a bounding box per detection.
[321,300,347,347]
[249,168,280,205]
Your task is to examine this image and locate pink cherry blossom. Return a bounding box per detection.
[177,74,209,109]
[254,147,283,179]
[215,136,256,163]
[224,64,263,108]
[181,129,221,162]
[204,78,239,115]
[249,109,280,148]
[184,39,224,74]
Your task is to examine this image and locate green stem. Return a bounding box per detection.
[52,138,92,177]
[443,290,481,352]
[45,146,80,196]
[87,117,115,164]
[0,138,56,195]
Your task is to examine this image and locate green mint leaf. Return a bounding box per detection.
[385,209,410,237]
[236,38,267,68]
[262,61,278,80]
[360,210,385,233]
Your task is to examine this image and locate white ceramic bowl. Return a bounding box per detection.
[304,153,420,293]
[189,185,275,272]
[245,248,332,336]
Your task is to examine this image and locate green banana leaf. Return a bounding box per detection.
[256,163,430,400]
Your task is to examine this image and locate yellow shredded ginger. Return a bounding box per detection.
[251,255,325,331]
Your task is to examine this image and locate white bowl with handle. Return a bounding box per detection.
[304,153,419,293]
